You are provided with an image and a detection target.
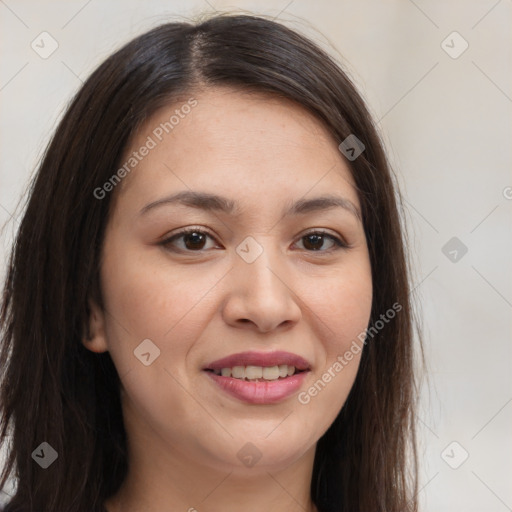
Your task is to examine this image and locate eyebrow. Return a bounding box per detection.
[139,190,361,222]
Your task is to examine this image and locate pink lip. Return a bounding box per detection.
[203,351,311,404]
[204,350,311,371]
[205,371,309,404]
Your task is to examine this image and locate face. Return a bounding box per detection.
[85,87,373,474]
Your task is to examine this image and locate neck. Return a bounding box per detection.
[104,400,319,512]
[105,452,318,512]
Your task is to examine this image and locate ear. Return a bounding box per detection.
[82,297,109,353]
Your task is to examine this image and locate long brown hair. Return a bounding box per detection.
[1,13,422,511]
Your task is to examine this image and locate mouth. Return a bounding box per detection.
[203,351,311,404]
[204,350,311,377]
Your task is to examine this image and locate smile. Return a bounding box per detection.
[203,351,311,404]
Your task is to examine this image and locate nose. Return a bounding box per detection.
[221,243,302,333]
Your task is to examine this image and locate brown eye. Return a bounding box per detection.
[160,229,218,252]
[182,231,207,250]
[303,234,325,251]
[296,231,347,252]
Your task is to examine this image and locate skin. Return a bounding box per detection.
[84,87,373,512]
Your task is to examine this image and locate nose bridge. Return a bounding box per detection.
[223,234,301,332]
[235,233,287,287]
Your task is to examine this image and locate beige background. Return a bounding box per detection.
[1,1,511,510]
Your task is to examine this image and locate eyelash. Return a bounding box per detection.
[160,227,349,254]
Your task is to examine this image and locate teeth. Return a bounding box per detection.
[212,365,298,380]
[262,366,280,380]
[232,366,245,379]
[245,365,263,379]
[278,364,288,378]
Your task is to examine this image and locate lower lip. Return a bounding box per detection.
[204,371,309,404]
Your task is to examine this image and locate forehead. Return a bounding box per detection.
[115,87,359,211]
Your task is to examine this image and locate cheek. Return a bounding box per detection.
[302,265,373,352]
[295,276,371,435]
[99,240,228,368]
[294,262,372,415]
[98,245,218,428]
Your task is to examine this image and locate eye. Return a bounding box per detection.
[160,228,219,252]
[160,228,349,254]
[294,230,348,253]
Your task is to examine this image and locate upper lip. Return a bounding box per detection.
[204,351,311,371]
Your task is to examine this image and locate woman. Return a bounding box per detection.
[0,13,421,512]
